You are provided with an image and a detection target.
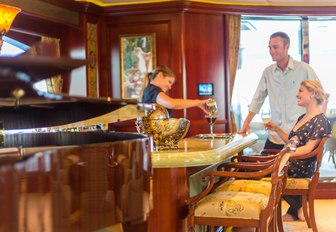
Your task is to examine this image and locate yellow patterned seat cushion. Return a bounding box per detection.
[194,191,269,220]
[285,178,311,189]
[262,177,310,189]
[215,179,272,196]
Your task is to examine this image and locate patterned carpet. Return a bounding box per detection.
[282,199,336,232]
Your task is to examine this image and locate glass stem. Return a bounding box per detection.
[210,123,214,134]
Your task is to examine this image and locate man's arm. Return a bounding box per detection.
[239,111,256,134]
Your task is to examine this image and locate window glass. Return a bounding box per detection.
[309,19,336,113]
[1,36,27,56]
[233,16,336,180]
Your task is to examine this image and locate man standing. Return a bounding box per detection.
[240,31,320,149]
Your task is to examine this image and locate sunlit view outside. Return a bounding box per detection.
[0,37,26,56]
[309,20,336,112]
[232,17,336,130]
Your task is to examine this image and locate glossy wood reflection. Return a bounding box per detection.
[0,134,152,232]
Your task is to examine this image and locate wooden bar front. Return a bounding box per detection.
[148,133,258,232]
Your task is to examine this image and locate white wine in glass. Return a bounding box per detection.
[261,109,271,130]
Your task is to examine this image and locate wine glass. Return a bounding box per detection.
[205,98,218,136]
[261,108,271,130]
[205,114,218,135]
[206,98,218,116]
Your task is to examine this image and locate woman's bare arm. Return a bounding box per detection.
[156,92,208,113]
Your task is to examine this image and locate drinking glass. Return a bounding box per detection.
[205,114,218,135]
[261,109,271,130]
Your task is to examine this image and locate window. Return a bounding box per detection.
[1,36,28,56]
[309,19,336,111]
[232,16,336,130]
[233,16,336,179]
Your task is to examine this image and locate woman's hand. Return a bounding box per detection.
[197,99,208,114]
[264,120,279,132]
[264,121,289,144]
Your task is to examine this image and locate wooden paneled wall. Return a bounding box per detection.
[99,4,230,136]
[184,12,228,135]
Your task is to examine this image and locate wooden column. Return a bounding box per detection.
[149,168,189,232]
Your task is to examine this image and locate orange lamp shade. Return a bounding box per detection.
[0,4,21,36]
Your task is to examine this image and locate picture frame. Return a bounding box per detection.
[120,33,156,99]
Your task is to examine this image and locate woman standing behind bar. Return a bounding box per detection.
[140,65,208,117]
[265,80,331,221]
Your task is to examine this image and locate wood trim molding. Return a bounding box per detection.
[315,182,336,199]
[3,0,80,26]
[100,1,336,16]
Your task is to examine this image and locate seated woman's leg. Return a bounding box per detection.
[283,195,302,221]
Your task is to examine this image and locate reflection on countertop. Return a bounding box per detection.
[152,133,258,168]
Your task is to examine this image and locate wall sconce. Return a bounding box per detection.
[0,4,21,53]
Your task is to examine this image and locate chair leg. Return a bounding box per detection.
[271,208,276,232]
[269,214,276,232]
[308,195,318,232]
[302,195,312,228]
[208,226,216,232]
[187,214,195,232]
[277,200,284,232]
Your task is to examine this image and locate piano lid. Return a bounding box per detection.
[0,56,139,130]
[0,55,86,81]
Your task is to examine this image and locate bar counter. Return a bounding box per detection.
[148,133,258,232]
[152,133,258,168]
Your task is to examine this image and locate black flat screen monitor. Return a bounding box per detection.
[198,83,214,96]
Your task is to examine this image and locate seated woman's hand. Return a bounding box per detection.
[264,120,279,131]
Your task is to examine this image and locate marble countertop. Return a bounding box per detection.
[152,133,258,168]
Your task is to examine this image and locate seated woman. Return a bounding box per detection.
[265,80,331,221]
[140,65,208,116]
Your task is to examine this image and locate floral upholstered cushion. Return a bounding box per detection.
[215,179,272,196]
[285,178,311,189]
[194,191,269,220]
[262,177,310,189]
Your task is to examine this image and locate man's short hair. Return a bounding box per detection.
[270,32,290,45]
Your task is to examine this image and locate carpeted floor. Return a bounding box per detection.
[282,199,336,232]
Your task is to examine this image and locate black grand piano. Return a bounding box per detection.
[0,56,152,232]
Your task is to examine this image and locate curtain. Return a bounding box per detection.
[225,14,241,132]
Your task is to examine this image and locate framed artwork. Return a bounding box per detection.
[120,33,156,99]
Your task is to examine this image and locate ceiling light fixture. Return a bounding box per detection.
[0,4,21,53]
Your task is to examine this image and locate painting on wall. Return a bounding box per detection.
[120,33,156,99]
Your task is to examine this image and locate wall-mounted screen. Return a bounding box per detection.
[198,83,214,96]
